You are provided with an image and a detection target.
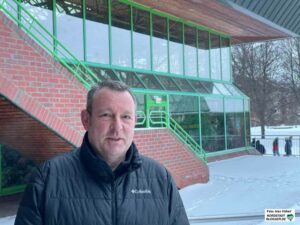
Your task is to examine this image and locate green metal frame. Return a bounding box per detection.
[0,0,99,89]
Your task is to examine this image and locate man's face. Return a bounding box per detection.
[81,88,136,165]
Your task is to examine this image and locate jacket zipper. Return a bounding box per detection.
[111,180,117,225]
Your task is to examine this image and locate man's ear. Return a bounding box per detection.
[81,110,90,130]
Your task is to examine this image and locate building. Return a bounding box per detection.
[0,0,297,196]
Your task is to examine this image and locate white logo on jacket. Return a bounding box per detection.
[131,189,152,194]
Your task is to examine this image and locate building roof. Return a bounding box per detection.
[132,0,299,44]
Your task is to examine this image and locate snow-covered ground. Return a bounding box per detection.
[1,125,300,225]
[180,125,300,225]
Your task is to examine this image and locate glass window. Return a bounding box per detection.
[85,0,109,64]
[114,70,145,88]
[201,97,225,152]
[136,73,163,90]
[152,14,168,72]
[170,95,200,143]
[22,0,53,52]
[56,0,84,60]
[210,34,221,80]
[111,2,131,67]
[184,25,197,77]
[158,76,179,91]
[221,37,231,81]
[169,20,183,75]
[5,0,18,18]
[244,99,250,146]
[172,78,194,92]
[198,30,210,79]
[191,80,210,94]
[1,145,37,189]
[225,98,245,149]
[133,8,150,70]
[90,67,120,81]
[135,93,146,128]
[224,84,242,96]
[214,83,231,95]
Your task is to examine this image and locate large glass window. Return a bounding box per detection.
[169,20,183,75]
[201,97,225,152]
[221,37,231,81]
[152,15,168,72]
[184,25,197,77]
[198,30,210,79]
[210,34,221,80]
[170,95,200,143]
[225,98,245,149]
[22,0,53,51]
[244,99,250,146]
[56,0,83,60]
[133,8,150,70]
[1,145,37,191]
[85,0,109,64]
[111,2,131,67]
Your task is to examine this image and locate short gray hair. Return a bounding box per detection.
[86,80,136,113]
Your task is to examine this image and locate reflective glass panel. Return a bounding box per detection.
[114,70,145,88]
[158,76,179,91]
[22,0,53,51]
[198,30,210,79]
[169,20,183,75]
[86,0,109,64]
[191,80,210,94]
[244,99,250,146]
[134,93,146,128]
[184,25,197,77]
[225,98,245,149]
[210,34,221,80]
[111,2,131,67]
[224,84,242,96]
[172,78,194,92]
[170,95,200,143]
[221,37,231,81]
[201,97,225,152]
[133,8,150,70]
[56,0,83,60]
[136,73,163,90]
[152,15,168,72]
[89,67,119,81]
[1,145,37,189]
[214,83,231,95]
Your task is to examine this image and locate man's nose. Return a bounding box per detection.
[111,117,123,131]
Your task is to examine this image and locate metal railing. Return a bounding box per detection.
[139,111,206,163]
[251,135,300,156]
[0,0,99,89]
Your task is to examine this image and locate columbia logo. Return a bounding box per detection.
[131,189,152,194]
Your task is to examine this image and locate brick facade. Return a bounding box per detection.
[0,11,209,187]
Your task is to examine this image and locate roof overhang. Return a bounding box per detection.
[130,0,292,44]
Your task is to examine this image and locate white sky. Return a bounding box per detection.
[1,126,300,225]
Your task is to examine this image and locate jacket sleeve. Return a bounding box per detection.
[167,172,190,225]
[14,163,48,225]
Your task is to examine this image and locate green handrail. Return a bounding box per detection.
[149,111,207,163]
[0,0,100,89]
[136,111,146,126]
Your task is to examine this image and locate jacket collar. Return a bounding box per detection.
[80,132,142,182]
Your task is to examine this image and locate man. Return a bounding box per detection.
[15,80,190,225]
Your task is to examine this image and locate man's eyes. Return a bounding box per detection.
[98,113,132,120]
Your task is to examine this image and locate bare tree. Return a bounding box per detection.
[232,41,281,138]
[281,38,300,123]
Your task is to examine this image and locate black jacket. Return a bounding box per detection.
[15,133,189,225]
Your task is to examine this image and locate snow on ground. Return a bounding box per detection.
[180,155,300,225]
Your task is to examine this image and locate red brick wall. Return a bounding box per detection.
[134,128,209,188]
[0,12,86,134]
